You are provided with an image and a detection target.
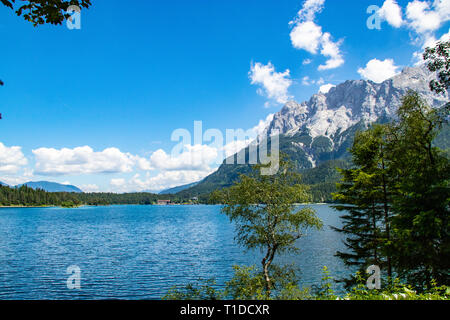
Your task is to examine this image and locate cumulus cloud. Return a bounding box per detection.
[373,1,449,62]
[290,0,344,70]
[406,0,449,34]
[249,62,293,105]
[0,142,28,174]
[294,0,325,22]
[110,170,215,193]
[319,83,336,94]
[290,21,324,54]
[81,184,100,193]
[358,58,401,83]
[32,146,142,176]
[318,33,345,70]
[149,144,218,171]
[379,0,404,28]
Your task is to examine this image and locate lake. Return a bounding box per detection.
[0,204,349,299]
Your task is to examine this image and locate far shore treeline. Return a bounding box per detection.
[0,185,197,207]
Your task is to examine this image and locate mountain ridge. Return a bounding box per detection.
[19,181,83,193]
[175,65,448,200]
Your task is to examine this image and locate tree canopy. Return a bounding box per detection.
[1,0,91,26]
[212,157,323,296]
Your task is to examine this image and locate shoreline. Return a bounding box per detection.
[0,203,334,208]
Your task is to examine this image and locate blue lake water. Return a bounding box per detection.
[0,204,349,299]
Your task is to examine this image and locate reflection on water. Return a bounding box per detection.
[0,204,349,299]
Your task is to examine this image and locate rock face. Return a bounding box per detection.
[267,65,446,138]
[264,65,447,167]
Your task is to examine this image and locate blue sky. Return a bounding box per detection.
[0,0,449,192]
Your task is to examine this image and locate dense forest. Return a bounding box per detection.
[0,185,194,207]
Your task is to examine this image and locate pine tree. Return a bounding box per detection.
[386,92,449,288]
[332,124,392,288]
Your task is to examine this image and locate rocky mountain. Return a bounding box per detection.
[264,65,447,167]
[176,65,448,201]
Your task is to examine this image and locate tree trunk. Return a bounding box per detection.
[261,245,277,297]
[381,158,392,281]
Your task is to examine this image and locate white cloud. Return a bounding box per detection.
[302,76,312,85]
[290,0,344,70]
[110,170,215,193]
[291,0,325,24]
[0,142,28,174]
[251,113,274,137]
[249,62,293,105]
[358,58,401,83]
[149,144,218,172]
[302,76,326,86]
[318,33,345,70]
[379,0,404,28]
[414,28,450,64]
[290,21,324,54]
[319,83,336,94]
[32,146,141,176]
[406,0,448,34]
[81,184,100,193]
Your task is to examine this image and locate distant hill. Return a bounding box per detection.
[0,181,8,186]
[159,182,199,195]
[20,181,83,193]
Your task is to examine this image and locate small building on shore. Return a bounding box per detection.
[157,200,171,205]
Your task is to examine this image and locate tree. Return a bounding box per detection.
[332,124,393,288]
[424,40,450,95]
[212,157,323,297]
[387,92,449,288]
[1,0,91,26]
[334,91,449,289]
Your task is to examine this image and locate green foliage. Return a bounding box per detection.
[60,200,78,208]
[332,124,393,287]
[212,157,322,296]
[163,279,223,300]
[224,266,268,300]
[0,184,197,207]
[424,40,450,95]
[1,0,91,26]
[343,274,449,301]
[163,265,310,301]
[334,91,449,290]
[163,265,450,300]
[386,92,449,288]
[313,267,338,300]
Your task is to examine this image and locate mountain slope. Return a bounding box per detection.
[177,66,448,200]
[159,182,199,195]
[20,181,83,193]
